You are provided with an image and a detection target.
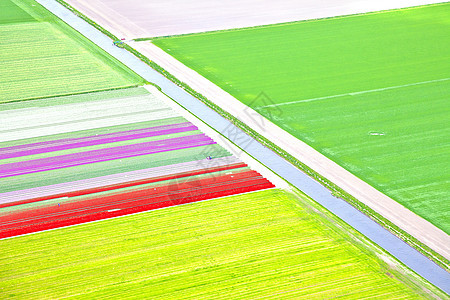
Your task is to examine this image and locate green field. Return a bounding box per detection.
[153,3,450,233]
[1,189,440,299]
[0,0,144,103]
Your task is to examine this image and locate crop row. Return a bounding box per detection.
[0,87,274,238]
[0,166,273,238]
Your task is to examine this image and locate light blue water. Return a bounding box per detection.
[36,0,450,293]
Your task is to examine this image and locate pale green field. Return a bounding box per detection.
[0,0,144,103]
[0,189,439,299]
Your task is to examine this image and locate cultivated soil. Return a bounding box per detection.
[65,0,443,38]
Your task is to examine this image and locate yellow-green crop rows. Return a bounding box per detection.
[0,189,440,299]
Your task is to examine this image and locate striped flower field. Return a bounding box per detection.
[0,87,274,238]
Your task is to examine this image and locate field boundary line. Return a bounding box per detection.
[0,84,142,107]
[262,77,450,108]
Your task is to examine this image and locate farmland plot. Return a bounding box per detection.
[0,189,442,299]
[153,3,450,233]
[0,0,144,103]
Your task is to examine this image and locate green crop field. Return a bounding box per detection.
[1,189,440,299]
[153,3,450,233]
[0,0,144,103]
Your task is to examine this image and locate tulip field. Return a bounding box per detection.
[0,87,274,238]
